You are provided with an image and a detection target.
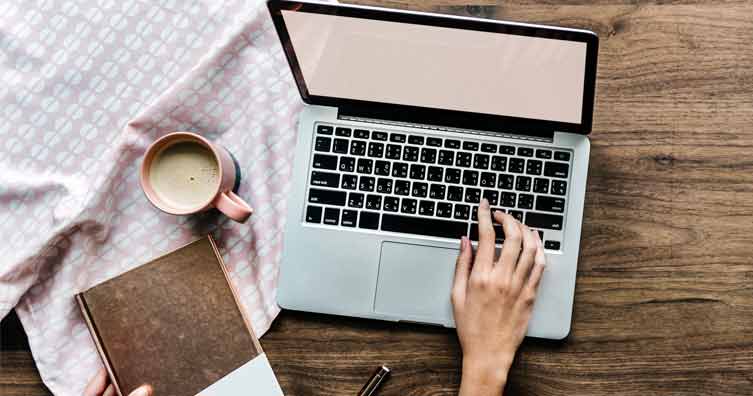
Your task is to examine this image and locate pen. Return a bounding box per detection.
[357,365,391,396]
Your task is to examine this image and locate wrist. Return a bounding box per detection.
[460,355,512,393]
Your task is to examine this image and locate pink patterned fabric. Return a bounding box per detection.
[0,1,302,394]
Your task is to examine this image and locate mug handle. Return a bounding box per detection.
[214,191,253,223]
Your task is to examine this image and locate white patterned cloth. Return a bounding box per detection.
[0,1,301,394]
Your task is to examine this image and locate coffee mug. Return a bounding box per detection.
[140,132,253,223]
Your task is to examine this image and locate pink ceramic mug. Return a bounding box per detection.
[140,132,253,223]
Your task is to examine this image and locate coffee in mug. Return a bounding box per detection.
[140,132,253,223]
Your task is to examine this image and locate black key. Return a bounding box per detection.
[323,207,340,225]
[464,188,481,203]
[310,171,339,188]
[333,138,349,154]
[368,142,384,158]
[509,158,525,173]
[469,223,505,243]
[551,180,567,195]
[411,182,428,198]
[335,127,351,137]
[463,141,479,151]
[309,188,346,206]
[372,131,388,141]
[491,156,507,171]
[456,152,472,167]
[427,166,443,182]
[359,211,380,229]
[481,143,497,153]
[554,151,571,161]
[462,170,479,186]
[313,154,337,170]
[472,206,478,221]
[365,194,382,210]
[497,174,514,190]
[516,176,532,192]
[427,137,442,147]
[544,240,561,250]
[444,139,461,149]
[429,184,446,200]
[500,192,516,207]
[383,196,399,212]
[354,129,370,139]
[306,205,322,223]
[453,204,470,220]
[438,150,454,165]
[419,200,435,216]
[445,168,461,184]
[409,164,426,180]
[473,154,489,170]
[394,180,411,196]
[341,174,358,190]
[401,198,417,214]
[499,145,515,155]
[359,176,375,192]
[392,162,409,178]
[420,148,437,164]
[544,162,569,178]
[509,210,524,222]
[447,186,464,201]
[341,209,357,227]
[376,178,393,194]
[518,147,533,157]
[386,144,402,159]
[351,140,367,156]
[357,158,373,174]
[408,135,425,145]
[339,156,355,172]
[536,196,566,213]
[374,160,390,176]
[382,214,468,239]
[526,159,542,175]
[390,133,406,143]
[533,178,550,194]
[482,190,499,206]
[436,202,453,218]
[315,136,331,152]
[317,125,333,135]
[348,192,365,208]
[403,146,419,162]
[525,212,564,230]
[517,193,534,210]
[536,149,552,159]
[479,172,496,188]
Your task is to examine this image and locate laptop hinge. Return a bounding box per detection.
[338,113,555,143]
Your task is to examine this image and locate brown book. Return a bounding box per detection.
[77,236,281,396]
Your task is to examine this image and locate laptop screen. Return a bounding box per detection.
[280,9,589,125]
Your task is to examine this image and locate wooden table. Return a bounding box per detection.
[2,0,752,395]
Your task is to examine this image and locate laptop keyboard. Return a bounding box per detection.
[305,123,571,251]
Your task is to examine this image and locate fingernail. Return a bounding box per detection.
[480,198,489,208]
[129,386,152,396]
[460,236,467,250]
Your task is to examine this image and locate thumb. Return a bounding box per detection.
[128,385,153,396]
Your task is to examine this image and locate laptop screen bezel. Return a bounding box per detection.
[267,0,599,136]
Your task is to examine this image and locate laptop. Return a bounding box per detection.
[268,0,598,339]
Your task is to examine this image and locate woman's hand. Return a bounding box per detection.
[452,199,546,396]
[84,368,152,396]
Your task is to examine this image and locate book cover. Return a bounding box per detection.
[76,236,282,396]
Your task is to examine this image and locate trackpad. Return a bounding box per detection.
[374,242,457,325]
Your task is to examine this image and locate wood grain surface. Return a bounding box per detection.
[2,0,752,395]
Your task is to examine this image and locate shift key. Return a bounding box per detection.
[308,188,346,206]
[310,171,340,188]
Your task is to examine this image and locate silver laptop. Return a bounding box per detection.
[268,0,598,339]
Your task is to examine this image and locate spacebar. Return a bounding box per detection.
[381,214,468,239]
